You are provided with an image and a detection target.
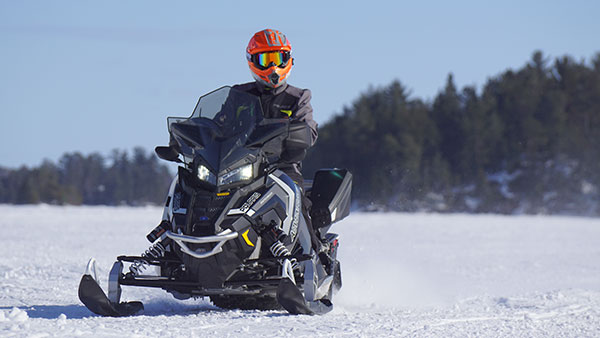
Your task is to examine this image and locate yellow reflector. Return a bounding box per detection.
[242,229,255,247]
[216,192,230,197]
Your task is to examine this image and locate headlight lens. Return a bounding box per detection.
[218,164,253,186]
[197,164,217,185]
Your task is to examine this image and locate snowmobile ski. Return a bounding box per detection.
[276,278,313,315]
[78,259,143,317]
[276,258,313,315]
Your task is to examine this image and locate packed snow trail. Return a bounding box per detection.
[1,205,599,337]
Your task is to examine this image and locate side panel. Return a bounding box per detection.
[310,169,353,229]
[265,172,301,243]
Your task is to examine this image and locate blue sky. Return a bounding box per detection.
[1,0,598,168]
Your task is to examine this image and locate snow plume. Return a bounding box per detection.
[336,214,445,309]
[336,257,444,310]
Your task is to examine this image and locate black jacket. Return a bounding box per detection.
[232,82,318,182]
[232,82,317,142]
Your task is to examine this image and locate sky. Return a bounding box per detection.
[1,0,599,168]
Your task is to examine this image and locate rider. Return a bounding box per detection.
[234,29,327,259]
[234,28,317,185]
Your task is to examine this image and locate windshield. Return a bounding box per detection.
[167,86,265,172]
[168,86,261,139]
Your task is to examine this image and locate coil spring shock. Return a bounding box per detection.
[129,242,167,275]
[269,240,299,270]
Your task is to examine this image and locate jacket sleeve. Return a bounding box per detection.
[292,89,318,146]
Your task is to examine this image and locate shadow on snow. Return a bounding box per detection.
[1,300,292,320]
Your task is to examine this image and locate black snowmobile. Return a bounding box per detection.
[78,86,352,316]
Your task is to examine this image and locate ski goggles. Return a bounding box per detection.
[251,51,291,69]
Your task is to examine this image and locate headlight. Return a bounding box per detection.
[197,164,217,185]
[218,164,253,186]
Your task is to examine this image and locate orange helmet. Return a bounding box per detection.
[246,29,293,88]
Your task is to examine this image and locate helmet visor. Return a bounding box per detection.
[253,51,290,69]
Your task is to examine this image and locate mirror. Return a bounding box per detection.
[155,146,182,163]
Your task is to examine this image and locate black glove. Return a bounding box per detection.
[281,122,312,163]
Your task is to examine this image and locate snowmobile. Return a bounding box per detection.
[78,86,352,316]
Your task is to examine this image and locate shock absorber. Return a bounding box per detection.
[129,241,169,275]
[269,240,299,271]
[255,220,300,271]
[130,221,173,275]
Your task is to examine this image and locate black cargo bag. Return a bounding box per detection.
[309,169,352,228]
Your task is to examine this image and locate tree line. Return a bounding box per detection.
[304,51,600,215]
[0,148,172,205]
[1,51,599,215]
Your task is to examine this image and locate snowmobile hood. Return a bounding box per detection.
[166,86,290,185]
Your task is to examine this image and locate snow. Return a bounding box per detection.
[487,170,522,199]
[1,205,600,337]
